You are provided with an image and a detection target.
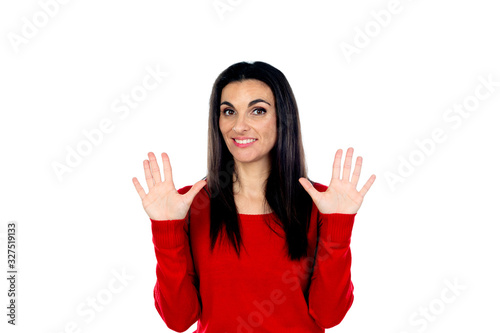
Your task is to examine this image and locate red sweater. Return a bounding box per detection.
[150,182,355,332]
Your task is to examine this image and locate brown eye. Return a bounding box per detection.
[253,108,266,115]
[222,109,235,116]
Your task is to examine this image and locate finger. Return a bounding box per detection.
[148,152,162,184]
[162,152,174,186]
[351,156,363,188]
[132,177,147,200]
[184,178,207,205]
[342,147,354,182]
[298,177,320,203]
[144,159,154,191]
[359,174,376,198]
[331,149,343,182]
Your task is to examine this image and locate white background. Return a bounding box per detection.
[1,0,499,332]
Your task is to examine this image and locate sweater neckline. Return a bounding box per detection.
[238,212,275,219]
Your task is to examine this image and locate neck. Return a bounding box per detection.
[232,157,271,199]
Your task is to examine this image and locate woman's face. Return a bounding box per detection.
[219,79,277,166]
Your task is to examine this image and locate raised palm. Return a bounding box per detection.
[299,148,375,214]
[132,152,206,220]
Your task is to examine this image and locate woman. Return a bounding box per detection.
[132,61,376,332]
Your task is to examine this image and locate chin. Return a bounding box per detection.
[233,153,267,163]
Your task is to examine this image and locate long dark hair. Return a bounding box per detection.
[203,61,315,261]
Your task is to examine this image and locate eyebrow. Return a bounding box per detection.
[220,99,271,108]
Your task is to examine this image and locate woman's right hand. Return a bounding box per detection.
[132,152,207,221]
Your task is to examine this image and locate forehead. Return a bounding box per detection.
[221,79,274,102]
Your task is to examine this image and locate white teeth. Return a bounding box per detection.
[235,139,256,144]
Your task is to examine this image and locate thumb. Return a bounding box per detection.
[298,177,319,203]
[184,179,207,205]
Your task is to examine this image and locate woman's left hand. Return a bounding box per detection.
[299,147,376,214]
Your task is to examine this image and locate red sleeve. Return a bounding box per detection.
[307,185,356,328]
[150,185,200,332]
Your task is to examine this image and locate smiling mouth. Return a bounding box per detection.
[233,138,257,144]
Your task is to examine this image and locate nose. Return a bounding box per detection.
[232,113,250,133]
